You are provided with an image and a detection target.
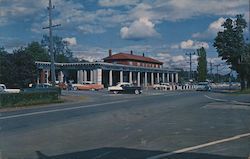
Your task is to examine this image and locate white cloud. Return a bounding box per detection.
[192,17,226,39]
[62,37,77,46]
[120,17,159,40]
[180,40,209,49]
[98,0,140,7]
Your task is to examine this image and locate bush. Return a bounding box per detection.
[0,91,59,108]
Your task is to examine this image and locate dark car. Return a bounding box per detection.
[121,84,142,94]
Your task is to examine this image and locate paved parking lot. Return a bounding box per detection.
[0,89,249,159]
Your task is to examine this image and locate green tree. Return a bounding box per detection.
[41,35,76,62]
[24,41,50,61]
[213,14,247,89]
[197,47,207,82]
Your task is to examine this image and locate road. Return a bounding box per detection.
[0,90,250,159]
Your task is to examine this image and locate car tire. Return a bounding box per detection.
[73,86,78,91]
[135,89,139,95]
[113,91,118,94]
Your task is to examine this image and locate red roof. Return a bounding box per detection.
[103,53,163,64]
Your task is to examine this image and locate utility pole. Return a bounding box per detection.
[209,61,213,80]
[43,0,61,86]
[185,52,195,81]
[214,64,221,83]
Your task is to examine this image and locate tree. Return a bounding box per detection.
[24,42,50,61]
[197,47,207,82]
[41,35,76,62]
[214,14,247,89]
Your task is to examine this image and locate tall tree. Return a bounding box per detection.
[214,14,247,89]
[197,47,207,82]
[41,35,76,62]
[24,42,50,61]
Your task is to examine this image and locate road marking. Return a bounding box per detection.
[147,132,250,159]
[0,100,129,120]
[204,95,228,102]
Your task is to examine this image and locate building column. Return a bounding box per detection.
[77,70,80,84]
[167,73,169,82]
[59,71,64,83]
[93,70,96,83]
[151,72,154,85]
[109,70,113,86]
[175,73,178,83]
[129,71,133,84]
[171,73,174,83]
[157,73,160,83]
[83,70,87,82]
[137,72,140,86]
[90,70,93,82]
[144,72,147,87]
[120,71,123,83]
[162,73,165,83]
[79,70,83,84]
[96,69,102,84]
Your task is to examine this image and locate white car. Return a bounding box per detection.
[153,83,171,90]
[108,82,131,93]
[0,84,20,93]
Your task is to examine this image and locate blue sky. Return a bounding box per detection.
[0,0,249,74]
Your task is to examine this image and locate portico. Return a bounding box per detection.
[36,61,179,87]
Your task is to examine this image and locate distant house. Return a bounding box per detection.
[103,50,163,68]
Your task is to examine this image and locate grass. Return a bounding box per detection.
[233,89,250,94]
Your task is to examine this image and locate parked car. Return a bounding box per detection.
[0,84,20,93]
[72,81,104,91]
[196,82,211,91]
[153,83,171,90]
[108,82,142,94]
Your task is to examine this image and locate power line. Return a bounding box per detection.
[42,0,61,86]
[185,52,195,80]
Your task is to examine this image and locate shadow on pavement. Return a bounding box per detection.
[36,147,245,159]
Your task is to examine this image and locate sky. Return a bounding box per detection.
[0,0,249,75]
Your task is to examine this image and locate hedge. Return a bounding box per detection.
[0,91,60,108]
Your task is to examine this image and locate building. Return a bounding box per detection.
[103,50,163,68]
[36,50,180,87]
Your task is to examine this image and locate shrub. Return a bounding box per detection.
[0,91,59,108]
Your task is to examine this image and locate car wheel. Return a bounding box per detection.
[113,91,118,94]
[134,89,139,95]
[73,86,78,91]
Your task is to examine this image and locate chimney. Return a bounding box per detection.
[142,53,145,57]
[109,49,112,57]
[130,50,133,55]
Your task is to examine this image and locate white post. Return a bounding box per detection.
[144,72,147,87]
[120,71,123,83]
[151,72,154,85]
[83,70,87,82]
[157,73,160,83]
[79,70,83,84]
[167,73,169,82]
[77,70,80,84]
[93,70,96,83]
[96,69,102,84]
[171,73,174,83]
[109,70,113,86]
[129,72,133,84]
[59,71,64,83]
[90,70,93,82]
[175,73,178,83]
[162,73,165,83]
[137,72,140,86]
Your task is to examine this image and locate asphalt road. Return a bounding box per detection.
[0,90,250,159]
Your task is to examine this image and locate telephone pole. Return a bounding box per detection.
[43,0,61,86]
[214,64,221,82]
[185,52,195,80]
